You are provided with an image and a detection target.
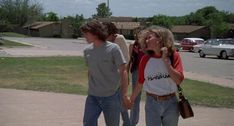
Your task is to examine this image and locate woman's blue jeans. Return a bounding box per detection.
[83,91,121,126]
[145,95,179,126]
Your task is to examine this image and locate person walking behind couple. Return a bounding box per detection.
[80,20,130,126]
[102,21,131,126]
[127,31,145,126]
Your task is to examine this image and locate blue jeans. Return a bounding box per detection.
[130,70,141,126]
[83,91,121,126]
[145,95,179,126]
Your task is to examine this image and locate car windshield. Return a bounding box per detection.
[221,39,234,45]
[195,40,204,44]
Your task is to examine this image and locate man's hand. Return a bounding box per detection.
[122,96,132,109]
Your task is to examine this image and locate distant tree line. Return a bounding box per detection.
[0,0,85,37]
[148,6,234,38]
[0,0,43,31]
[1,1,233,38]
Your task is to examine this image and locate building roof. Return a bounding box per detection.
[97,17,134,22]
[171,25,206,33]
[23,21,57,30]
[113,22,140,30]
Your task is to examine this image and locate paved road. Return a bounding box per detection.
[180,51,234,81]
[1,88,234,126]
[1,37,87,57]
[180,51,234,88]
[1,37,234,88]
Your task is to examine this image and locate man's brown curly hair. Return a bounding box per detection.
[80,20,107,41]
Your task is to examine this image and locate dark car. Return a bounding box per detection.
[180,38,204,51]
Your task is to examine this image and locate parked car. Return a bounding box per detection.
[198,39,234,59]
[193,43,204,53]
[174,40,181,51]
[180,38,204,51]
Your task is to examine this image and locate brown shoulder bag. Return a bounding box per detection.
[177,85,194,119]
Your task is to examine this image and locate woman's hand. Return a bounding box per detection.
[161,47,168,62]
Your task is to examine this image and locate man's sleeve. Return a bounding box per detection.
[112,44,126,67]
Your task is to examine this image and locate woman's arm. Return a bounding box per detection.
[162,48,184,85]
[130,82,143,104]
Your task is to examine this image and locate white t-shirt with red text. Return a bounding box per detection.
[138,52,184,95]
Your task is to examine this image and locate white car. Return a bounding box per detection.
[174,41,181,51]
[193,44,204,53]
[198,39,234,59]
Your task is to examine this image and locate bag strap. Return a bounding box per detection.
[177,85,183,96]
[170,52,185,98]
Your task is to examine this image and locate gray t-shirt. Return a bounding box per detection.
[84,41,126,97]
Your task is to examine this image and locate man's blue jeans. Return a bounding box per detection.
[145,94,179,126]
[130,70,141,126]
[83,91,121,126]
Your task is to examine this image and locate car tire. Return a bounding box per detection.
[199,50,206,58]
[221,51,228,59]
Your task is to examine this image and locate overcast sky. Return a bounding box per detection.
[35,0,234,18]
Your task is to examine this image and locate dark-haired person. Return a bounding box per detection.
[130,26,184,126]
[102,21,130,126]
[80,20,130,126]
[127,31,145,126]
[102,22,129,63]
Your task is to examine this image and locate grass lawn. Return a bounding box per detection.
[0,56,233,108]
[0,57,88,94]
[0,39,30,47]
[0,32,28,37]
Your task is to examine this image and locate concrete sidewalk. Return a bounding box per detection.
[0,88,233,126]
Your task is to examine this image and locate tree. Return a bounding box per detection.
[170,16,187,25]
[92,3,112,18]
[207,13,229,38]
[152,15,173,29]
[185,12,204,25]
[183,6,230,38]
[64,14,85,37]
[42,11,59,21]
[0,0,43,26]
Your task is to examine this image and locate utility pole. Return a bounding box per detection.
[107,0,109,10]
[107,0,110,18]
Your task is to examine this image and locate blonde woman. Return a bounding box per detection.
[130,26,184,126]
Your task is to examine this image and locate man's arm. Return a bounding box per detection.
[119,63,131,108]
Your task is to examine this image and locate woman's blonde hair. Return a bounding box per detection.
[138,26,176,56]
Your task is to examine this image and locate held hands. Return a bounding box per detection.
[122,96,134,109]
[122,96,132,109]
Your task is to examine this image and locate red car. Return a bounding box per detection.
[180,38,204,51]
